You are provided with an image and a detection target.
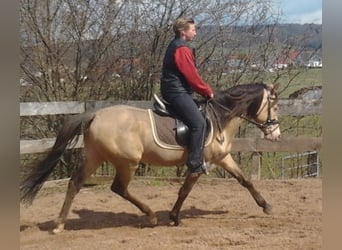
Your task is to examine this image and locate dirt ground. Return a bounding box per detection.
[20,177,322,250]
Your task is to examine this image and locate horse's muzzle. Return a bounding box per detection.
[263,125,281,141]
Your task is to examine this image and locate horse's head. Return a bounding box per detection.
[210,82,281,142]
[253,83,281,141]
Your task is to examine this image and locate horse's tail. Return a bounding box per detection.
[20,111,95,206]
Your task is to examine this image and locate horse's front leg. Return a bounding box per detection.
[218,154,272,214]
[169,173,201,226]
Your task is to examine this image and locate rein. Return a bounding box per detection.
[207,101,225,143]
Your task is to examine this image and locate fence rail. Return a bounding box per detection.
[20,99,321,117]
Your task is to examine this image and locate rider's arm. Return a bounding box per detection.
[174,46,214,98]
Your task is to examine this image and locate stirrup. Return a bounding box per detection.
[189,162,209,177]
[202,162,209,175]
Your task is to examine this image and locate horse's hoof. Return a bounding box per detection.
[169,220,179,226]
[51,222,65,234]
[169,213,179,226]
[52,226,64,234]
[263,203,272,214]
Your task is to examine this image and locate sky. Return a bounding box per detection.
[274,0,322,24]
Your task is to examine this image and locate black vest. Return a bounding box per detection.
[161,38,194,101]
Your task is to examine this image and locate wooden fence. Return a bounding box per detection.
[20,98,322,179]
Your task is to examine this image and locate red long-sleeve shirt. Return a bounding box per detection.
[174,46,213,98]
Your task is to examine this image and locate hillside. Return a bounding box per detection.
[199,23,322,55]
[273,23,322,52]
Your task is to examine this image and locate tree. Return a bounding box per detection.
[20,0,128,102]
[21,0,315,102]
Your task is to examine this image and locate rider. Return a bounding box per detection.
[160,17,214,176]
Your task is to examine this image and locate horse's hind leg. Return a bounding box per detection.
[110,162,157,225]
[170,173,201,226]
[218,154,272,214]
[53,154,102,234]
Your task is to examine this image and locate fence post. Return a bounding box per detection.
[251,152,261,180]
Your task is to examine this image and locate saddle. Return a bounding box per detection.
[152,94,211,147]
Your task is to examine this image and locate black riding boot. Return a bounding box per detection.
[186,123,208,175]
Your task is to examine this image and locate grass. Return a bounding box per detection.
[268,68,322,98]
[211,68,322,99]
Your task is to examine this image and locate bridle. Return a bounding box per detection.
[246,90,279,129]
[208,88,279,135]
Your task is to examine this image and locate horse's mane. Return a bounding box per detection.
[212,82,267,125]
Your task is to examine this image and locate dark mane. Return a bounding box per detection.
[211,82,267,125]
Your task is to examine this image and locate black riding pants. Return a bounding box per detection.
[164,94,206,169]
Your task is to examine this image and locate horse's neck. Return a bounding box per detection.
[221,117,244,141]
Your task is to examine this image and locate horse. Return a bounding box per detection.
[20,82,281,234]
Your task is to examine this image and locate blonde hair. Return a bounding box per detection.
[173,17,195,37]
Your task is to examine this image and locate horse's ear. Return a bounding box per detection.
[267,82,280,92]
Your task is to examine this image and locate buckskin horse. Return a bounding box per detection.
[20,82,281,234]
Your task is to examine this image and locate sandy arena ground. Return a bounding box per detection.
[20,177,322,249]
